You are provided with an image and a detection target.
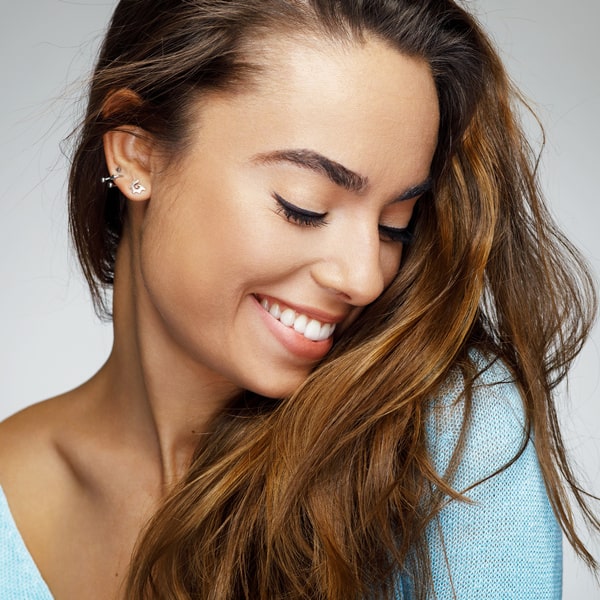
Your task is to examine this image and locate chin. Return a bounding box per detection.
[244,371,310,400]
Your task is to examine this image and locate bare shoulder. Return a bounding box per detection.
[0,388,105,581]
[0,385,143,596]
[0,396,66,476]
[0,394,79,509]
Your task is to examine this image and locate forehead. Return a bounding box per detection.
[189,34,440,189]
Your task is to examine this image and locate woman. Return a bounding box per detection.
[0,0,597,598]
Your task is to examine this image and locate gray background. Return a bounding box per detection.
[1,1,598,596]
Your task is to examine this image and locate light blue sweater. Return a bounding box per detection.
[0,488,53,599]
[397,358,562,598]
[0,359,561,599]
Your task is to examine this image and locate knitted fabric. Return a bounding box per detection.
[397,356,562,598]
[0,357,561,599]
[0,487,53,599]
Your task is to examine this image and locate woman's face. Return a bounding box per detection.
[138,34,439,398]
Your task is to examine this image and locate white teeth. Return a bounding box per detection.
[293,314,308,334]
[304,319,322,341]
[269,303,281,319]
[259,297,336,341]
[280,308,296,327]
[319,323,335,341]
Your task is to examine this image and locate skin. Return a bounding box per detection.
[0,34,439,599]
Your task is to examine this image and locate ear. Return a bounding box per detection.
[101,90,154,202]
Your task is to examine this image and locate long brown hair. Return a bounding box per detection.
[68,1,598,598]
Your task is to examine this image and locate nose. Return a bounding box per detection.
[310,224,387,306]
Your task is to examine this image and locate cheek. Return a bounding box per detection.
[381,245,404,289]
[379,198,419,287]
[137,184,285,320]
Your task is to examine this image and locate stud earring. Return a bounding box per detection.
[130,179,147,195]
[101,167,123,188]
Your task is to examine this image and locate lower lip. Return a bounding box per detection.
[252,296,334,361]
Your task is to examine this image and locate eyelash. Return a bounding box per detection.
[274,193,328,228]
[273,193,414,244]
[378,225,414,245]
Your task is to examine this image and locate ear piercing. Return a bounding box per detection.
[101,167,123,188]
[130,179,146,195]
[101,167,146,196]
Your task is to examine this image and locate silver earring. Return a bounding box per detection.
[130,179,147,195]
[101,167,123,188]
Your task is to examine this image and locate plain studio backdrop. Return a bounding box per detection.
[1,1,599,597]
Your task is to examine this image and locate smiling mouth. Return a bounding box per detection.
[256,296,337,342]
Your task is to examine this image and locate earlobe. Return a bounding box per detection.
[102,127,153,201]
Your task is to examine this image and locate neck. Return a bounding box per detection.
[96,224,240,491]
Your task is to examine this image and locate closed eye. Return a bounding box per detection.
[273,193,328,228]
[274,192,414,244]
[378,224,414,244]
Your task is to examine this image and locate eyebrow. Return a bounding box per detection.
[393,178,433,203]
[252,148,432,201]
[252,148,367,193]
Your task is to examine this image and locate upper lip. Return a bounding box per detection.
[254,294,348,325]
